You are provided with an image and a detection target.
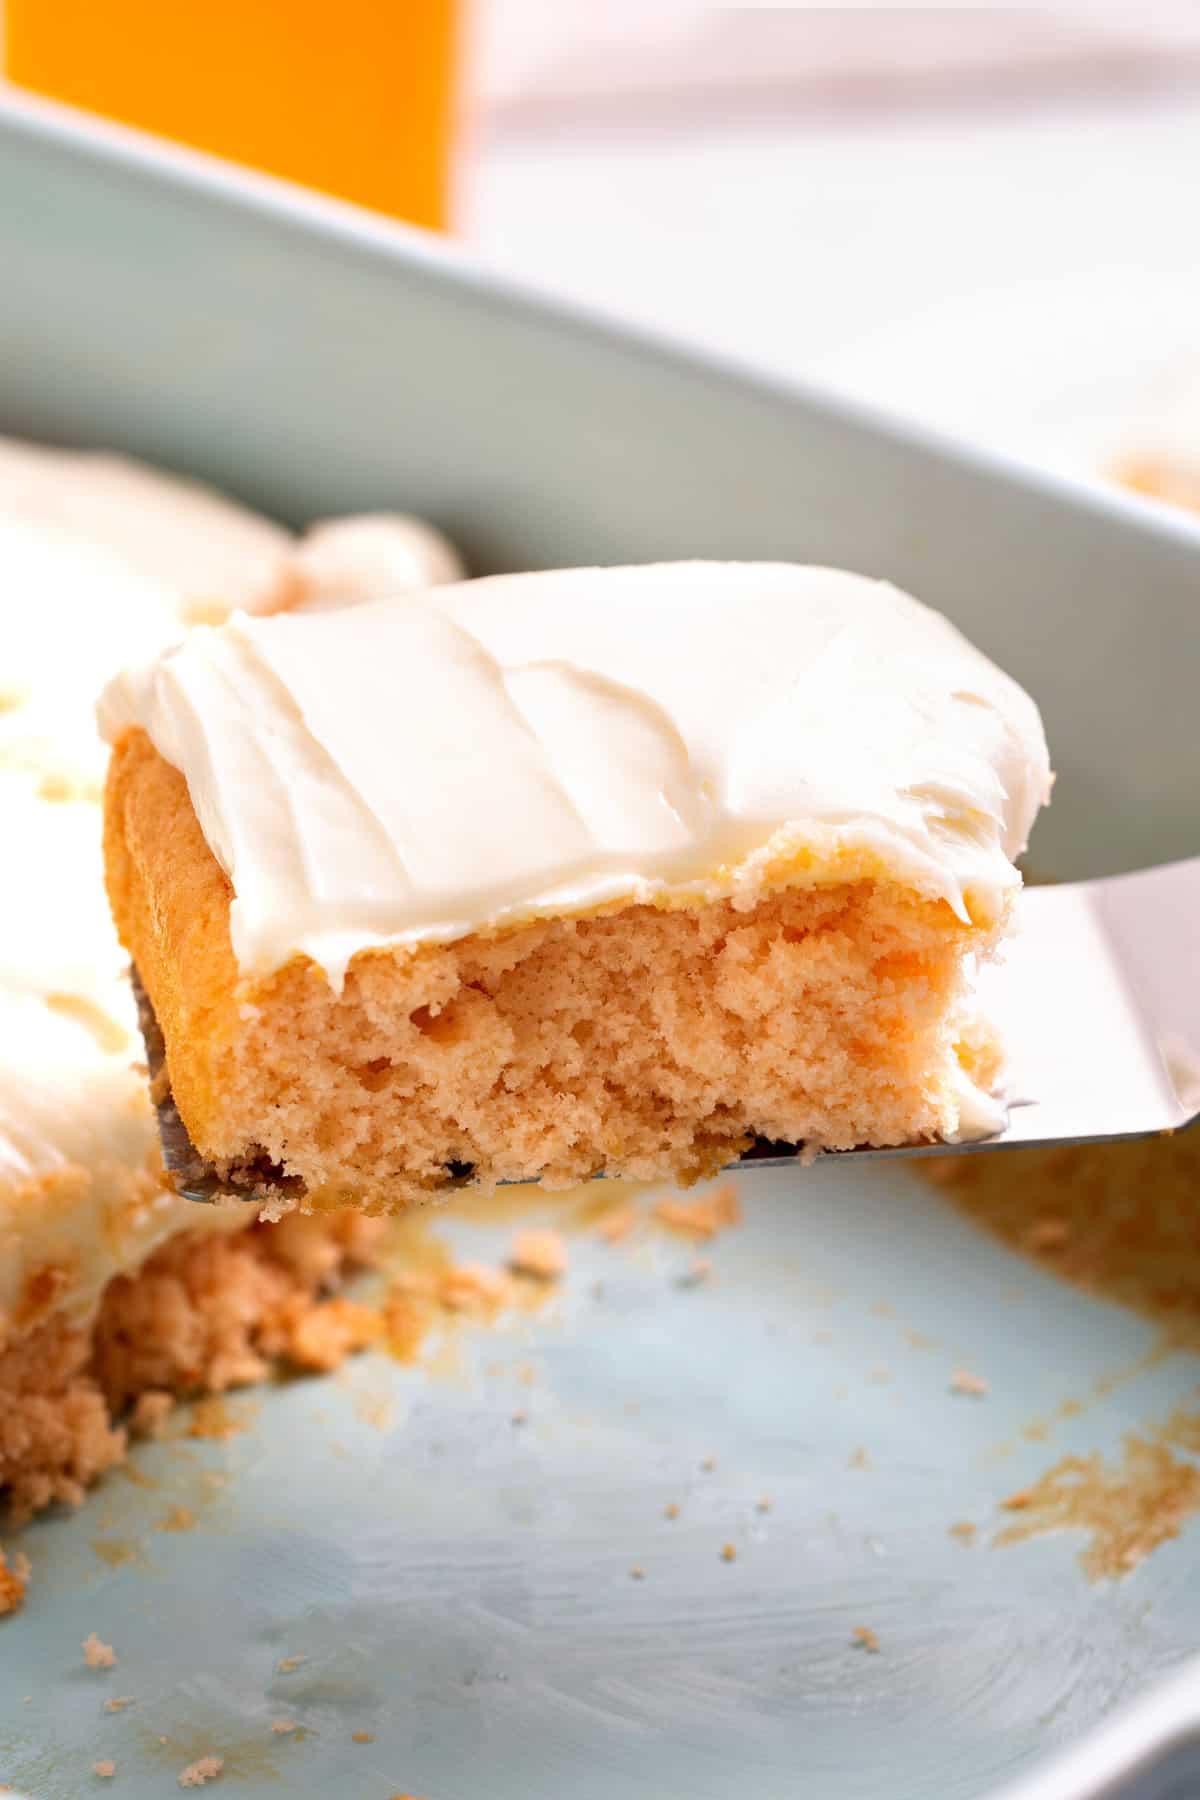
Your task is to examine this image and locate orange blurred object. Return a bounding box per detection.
[6,0,457,230]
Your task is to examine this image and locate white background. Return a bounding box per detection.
[465,7,1200,482]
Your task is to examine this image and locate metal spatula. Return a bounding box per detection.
[137,857,1200,1204]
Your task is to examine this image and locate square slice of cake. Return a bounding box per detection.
[100,562,1051,1213]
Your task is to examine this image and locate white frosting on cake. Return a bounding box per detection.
[99,562,1052,991]
[0,434,462,1338]
[292,513,464,612]
[0,438,296,613]
[0,456,294,798]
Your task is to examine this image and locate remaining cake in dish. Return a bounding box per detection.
[0,433,460,1531]
[100,562,1052,1212]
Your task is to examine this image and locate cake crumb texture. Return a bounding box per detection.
[0,1213,382,1527]
[950,1368,989,1397]
[508,1229,567,1280]
[83,1631,116,1668]
[107,728,994,1209]
[654,1184,742,1241]
[91,1760,116,1779]
[178,1755,223,1788]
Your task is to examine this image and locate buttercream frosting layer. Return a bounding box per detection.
[99,562,1052,989]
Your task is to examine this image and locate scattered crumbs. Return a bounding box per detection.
[436,1262,511,1316]
[996,1419,1200,1578]
[187,1396,253,1441]
[699,1456,717,1473]
[596,1204,637,1244]
[629,1565,646,1581]
[83,1632,117,1669]
[905,1330,936,1350]
[868,1367,891,1385]
[117,1461,157,1491]
[155,1506,196,1534]
[653,1183,742,1242]
[848,1447,871,1471]
[270,1720,299,1736]
[664,1503,680,1520]
[720,1542,737,1563]
[508,1228,567,1281]
[91,1760,116,1779]
[354,1391,397,1432]
[871,1301,894,1318]
[351,1732,375,1744]
[949,1521,977,1544]
[510,1409,528,1427]
[852,1626,880,1653]
[177,1756,223,1788]
[380,1286,431,1362]
[287,1296,381,1372]
[1026,1216,1071,1252]
[756,1496,772,1514]
[951,1368,989,1397]
[276,1655,308,1674]
[89,1540,143,1569]
[677,1258,712,1288]
[0,1548,28,1616]
[104,1697,136,1714]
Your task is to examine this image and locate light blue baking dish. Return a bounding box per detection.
[1,91,1199,1800]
